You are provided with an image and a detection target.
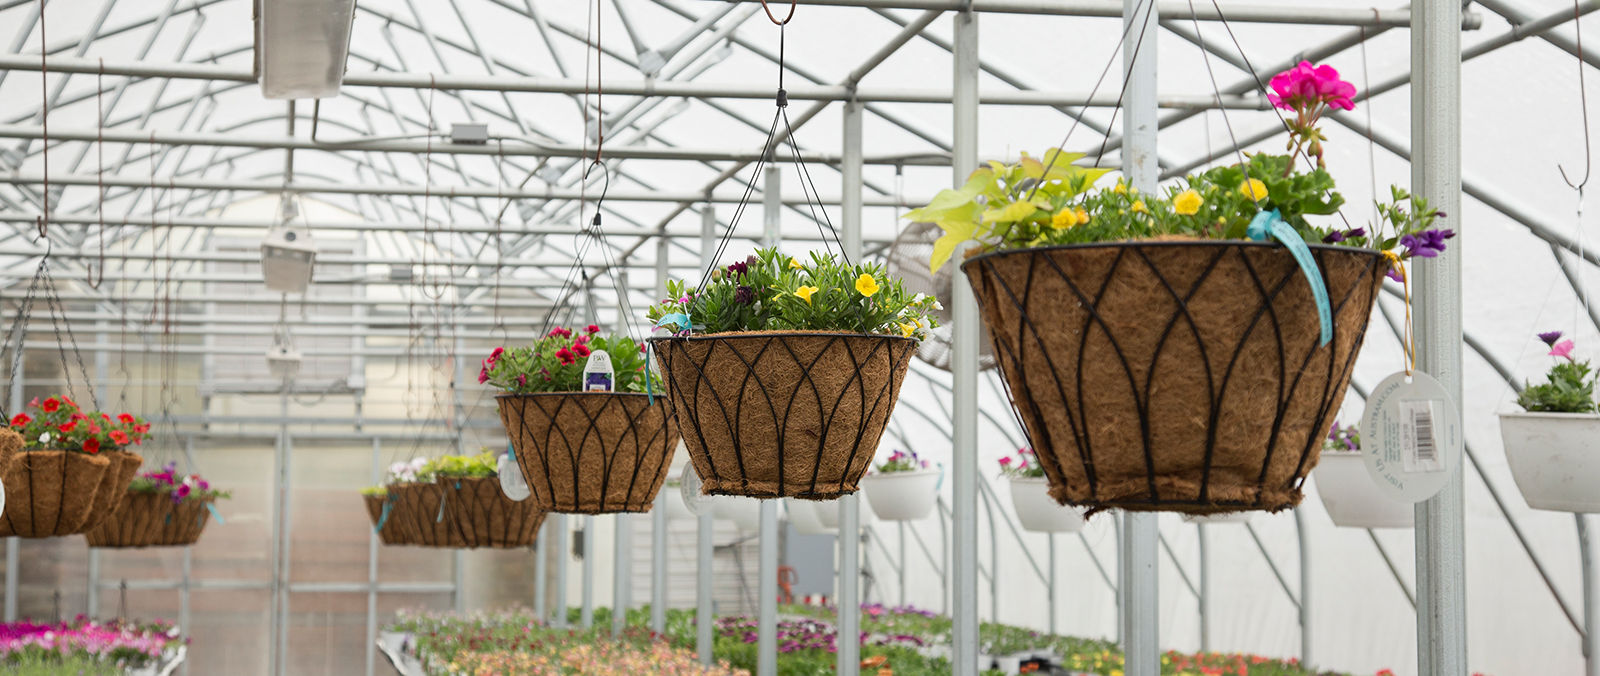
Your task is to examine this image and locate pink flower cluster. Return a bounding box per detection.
[0,617,177,666]
[132,462,217,504]
[1267,61,1356,113]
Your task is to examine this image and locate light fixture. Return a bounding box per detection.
[265,328,303,381]
[261,194,317,294]
[450,123,488,145]
[256,0,359,100]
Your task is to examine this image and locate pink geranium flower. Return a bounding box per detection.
[1267,61,1356,112]
[1550,339,1576,361]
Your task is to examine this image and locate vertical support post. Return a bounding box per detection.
[1295,507,1312,669]
[698,511,715,665]
[535,520,549,620]
[614,514,632,636]
[838,98,865,676]
[582,515,595,627]
[698,199,718,667]
[1411,2,1465,675]
[87,549,100,618]
[763,166,781,248]
[1579,515,1598,676]
[898,521,907,605]
[273,397,293,676]
[1049,533,1058,636]
[555,514,569,628]
[454,550,466,613]
[759,501,779,676]
[951,6,981,676]
[180,547,193,676]
[367,438,380,676]
[1198,524,1210,652]
[6,367,20,623]
[1120,3,1160,674]
[652,235,670,635]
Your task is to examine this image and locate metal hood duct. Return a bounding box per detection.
[256,0,358,99]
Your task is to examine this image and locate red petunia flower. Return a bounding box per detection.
[556,348,576,366]
[572,344,591,358]
[134,423,150,434]
[118,413,134,424]
[100,413,111,422]
[71,412,87,421]
[110,430,130,445]
[82,437,100,454]
[87,424,101,435]
[60,395,76,409]
[41,398,59,413]
[585,325,600,334]
[478,364,490,384]
[10,413,31,427]
[58,422,76,433]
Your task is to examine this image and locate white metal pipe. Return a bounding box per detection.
[367,438,381,676]
[697,511,715,665]
[695,0,1479,26]
[951,7,982,676]
[614,514,632,636]
[652,236,670,635]
[1121,1,1161,675]
[4,538,16,622]
[555,514,569,628]
[838,97,864,676]
[582,515,595,628]
[764,166,782,248]
[1296,507,1312,669]
[759,500,779,676]
[1580,515,1599,676]
[535,520,549,621]
[1198,523,1210,652]
[1412,1,1467,674]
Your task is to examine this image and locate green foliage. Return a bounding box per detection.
[647,248,939,338]
[3,653,121,676]
[429,452,498,479]
[483,327,660,395]
[359,485,387,497]
[1519,360,1598,413]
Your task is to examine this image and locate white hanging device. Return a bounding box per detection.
[265,323,303,380]
[262,194,317,294]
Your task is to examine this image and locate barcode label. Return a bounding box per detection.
[1400,400,1444,473]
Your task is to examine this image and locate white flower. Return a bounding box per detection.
[38,432,50,444]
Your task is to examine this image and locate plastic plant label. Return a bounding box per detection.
[679,453,715,517]
[582,350,614,393]
[1360,370,1461,503]
[498,445,531,501]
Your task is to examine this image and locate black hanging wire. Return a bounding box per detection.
[694,0,848,298]
[1560,0,1594,326]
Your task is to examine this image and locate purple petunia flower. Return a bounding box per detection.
[727,261,749,277]
[1321,227,1365,244]
[1538,331,1564,347]
[734,285,757,306]
[1399,228,1456,259]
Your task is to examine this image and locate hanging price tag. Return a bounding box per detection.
[498,443,531,502]
[1359,370,1461,503]
[582,350,615,393]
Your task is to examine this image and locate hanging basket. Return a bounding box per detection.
[651,332,916,499]
[437,476,547,548]
[0,429,18,475]
[0,449,114,538]
[859,469,940,521]
[1009,477,1086,533]
[388,482,461,548]
[363,492,412,545]
[1498,412,1600,513]
[83,491,216,548]
[963,242,1385,514]
[78,450,144,532]
[497,393,678,514]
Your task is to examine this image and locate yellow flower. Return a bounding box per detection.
[1076,208,1089,224]
[1113,181,1127,195]
[1050,209,1078,230]
[855,273,880,297]
[789,257,802,269]
[1131,200,1148,214]
[795,285,820,304]
[900,322,916,337]
[1173,189,1203,215]
[1240,178,1268,200]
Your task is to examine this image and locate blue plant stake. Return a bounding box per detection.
[1248,209,1333,346]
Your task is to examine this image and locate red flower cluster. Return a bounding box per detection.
[5,396,149,455]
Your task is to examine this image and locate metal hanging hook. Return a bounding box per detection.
[583,159,611,227]
[757,0,796,25]
[1561,0,1593,192]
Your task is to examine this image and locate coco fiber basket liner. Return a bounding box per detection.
[364,492,411,545]
[83,491,214,548]
[388,481,462,548]
[78,450,144,531]
[651,331,917,499]
[497,393,678,514]
[438,476,546,548]
[0,449,113,537]
[962,241,1385,514]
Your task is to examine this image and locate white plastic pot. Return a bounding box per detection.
[1499,411,1600,513]
[1182,511,1252,525]
[814,493,874,528]
[1007,477,1085,533]
[1314,451,1413,528]
[785,499,836,535]
[859,468,941,521]
[715,496,763,531]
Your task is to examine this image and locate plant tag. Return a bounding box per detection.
[679,450,716,517]
[498,444,531,502]
[582,350,614,393]
[1360,370,1461,503]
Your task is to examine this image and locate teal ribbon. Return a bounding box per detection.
[644,342,656,407]
[437,491,447,523]
[206,502,225,525]
[374,495,394,533]
[1248,210,1333,346]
